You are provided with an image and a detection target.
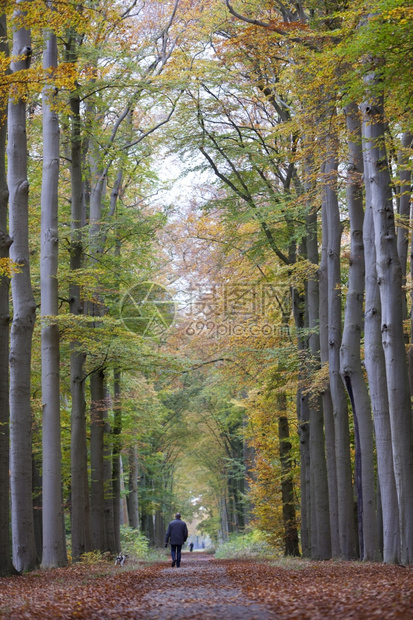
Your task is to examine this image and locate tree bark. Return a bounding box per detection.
[68,89,91,560]
[90,369,106,551]
[8,5,38,572]
[323,127,357,559]
[278,414,300,556]
[304,169,331,560]
[319,200,340,557]
[362,92,413,564]
[128,445,139,529]
[396,132,412,323]
[40,17,67,568]
[113,371,122,552]
[103,386,116,553]
[0,12,14,577]
[340,103,380,561]
[363,182,400,564]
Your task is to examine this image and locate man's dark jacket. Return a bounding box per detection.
[165,518,188,546]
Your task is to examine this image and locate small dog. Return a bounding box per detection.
[115,554,128,566]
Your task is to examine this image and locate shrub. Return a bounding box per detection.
[214,530,281,560]
[119,526,150,560]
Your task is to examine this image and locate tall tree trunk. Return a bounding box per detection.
[87,97,109,552]
[323,126,357,559]
[32,455,43,560]
[362,92,413,564]
[120,458,129,526]
[128,445,139,529]
[278,413,300,556]
[305,172,331,560]
[363,183,400,564]
[67,70,91,558]
[0,12,14,577]
[40,17,66,568]
[113,371,122,552]
[90,369,105,551]
[8,5,38,572]
[298,388,310,557]
[319,201,340,557]
[396,132,412,323]
[340,103,380,561]
[110,179,123,552]
[103,387,116,553]
[292,289,310,557]
[242,420,255,527]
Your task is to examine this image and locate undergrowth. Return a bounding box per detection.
[214,530,283,560]
[76,527,166,569]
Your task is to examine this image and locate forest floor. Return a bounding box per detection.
[1,552,413,619]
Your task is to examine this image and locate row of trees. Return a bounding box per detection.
[164,0,413,564]
[0,0,198,575]
[1,0,413,576]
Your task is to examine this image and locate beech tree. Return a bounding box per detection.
[40,2,67,568]
[8,1,38,572]
[0,11,14,577]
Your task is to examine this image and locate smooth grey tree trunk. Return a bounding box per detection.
[103,387,116,553]
[40,20,67,569]
[298,388,310,556]
[68,90,91,560]
[0,12,14,577]
[362,93,413,564]
[8,5,38,572]
[396,132,412,322]
[305,176,331,560]
[319,200,340,557]
[87,94,109,552]
[90,369,105,551]
[119,458,129,526]
[293,289,310,557]
[363,181,400,564]
[32,454,43,559]
[113,371,122,552]
[128,446,139,529]
[323,129,357,559]
[340,103,379,561]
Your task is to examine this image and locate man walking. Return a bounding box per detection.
[165,513,188,567]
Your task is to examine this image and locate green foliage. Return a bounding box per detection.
[119,526,151,559]
[214,530,281,560]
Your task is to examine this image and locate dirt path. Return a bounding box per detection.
[2,552,413,619]
[135,553,271,619]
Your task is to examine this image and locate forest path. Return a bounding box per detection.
[134,552,271,619]
[2,553,413,619]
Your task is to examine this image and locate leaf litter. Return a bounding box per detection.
[0,554,412,619]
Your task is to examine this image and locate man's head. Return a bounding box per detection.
[175,512,181,519]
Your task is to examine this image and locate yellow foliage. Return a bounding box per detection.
[0,257,22,278]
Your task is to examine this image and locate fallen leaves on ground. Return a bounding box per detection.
[0,554,413,619]
[225,558,413,619]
